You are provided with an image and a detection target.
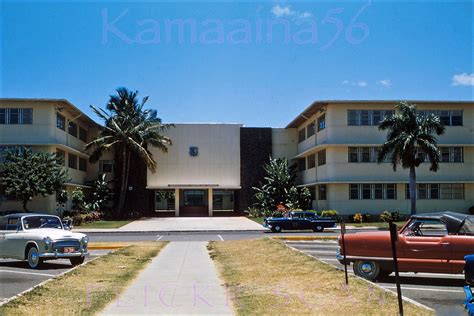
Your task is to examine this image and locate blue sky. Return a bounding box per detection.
[1,1,473,127]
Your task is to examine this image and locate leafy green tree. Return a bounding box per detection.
[1,148,68,211]
[71,187,86,212]
[86,88,173,214]
[86,174,112,213]
[377,102,445,215]
[253,157,311,215]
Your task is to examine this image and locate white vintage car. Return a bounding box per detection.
[0,213,89,269]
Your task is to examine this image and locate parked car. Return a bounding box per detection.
[263,211,337,232]
[0,213,89,269]
[337,211,474,280]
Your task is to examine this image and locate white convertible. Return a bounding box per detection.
[0,213,89,269]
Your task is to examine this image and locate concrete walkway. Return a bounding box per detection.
[77,217,265,233]
[101,242,233,315]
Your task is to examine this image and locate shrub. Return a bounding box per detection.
[321,210,338,218]
[380,211,392,223]
[245,207,262,218]
[363,213,373,222]
[390,210,401,222]
[353,213,363,223]
[72,214,83,226]
[271,211,284,218]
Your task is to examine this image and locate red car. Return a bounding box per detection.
[337,211,474,280]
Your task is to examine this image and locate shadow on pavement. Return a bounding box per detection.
[0,260,72,270]
[378,275,465,287]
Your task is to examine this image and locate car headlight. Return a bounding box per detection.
[43,236,52,250]
[81,236,89,245]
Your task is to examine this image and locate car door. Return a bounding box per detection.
[398,219,451,273]
[290,214,302,230]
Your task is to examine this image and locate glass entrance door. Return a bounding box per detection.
[183,190,206,206]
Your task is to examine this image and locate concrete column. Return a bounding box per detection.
[208,188,213,217]
[174,188,180,217]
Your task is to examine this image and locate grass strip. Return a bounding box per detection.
[76,220,133,229]
[209,238,432,315]
[0,242,167,316]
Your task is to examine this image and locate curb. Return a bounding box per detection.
[74,229,268,234]
[88,243,129,250]
[273,236,338,241]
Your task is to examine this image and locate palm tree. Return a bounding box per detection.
[377,101,445,215]
[86,88,173,214]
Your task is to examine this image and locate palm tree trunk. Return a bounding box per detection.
[409,166,417,215]
[117,147,128,215]
[123,150,131,212]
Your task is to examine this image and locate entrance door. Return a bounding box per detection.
[181,190,208,216]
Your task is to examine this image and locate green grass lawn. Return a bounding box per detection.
[248,216,265,224]
[76,220,133,229]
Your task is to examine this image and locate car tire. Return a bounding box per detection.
[271,225,282,233]
[353,260,380,281]
[27,246,43,269]
[70,256,85,266]
[313,225,324,232]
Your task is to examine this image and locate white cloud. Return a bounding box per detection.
[271,5,294,17]
[299,11,313,18]
[342,80,368,88]
[341,80,350,85]
[452,73,474,86]
[377,79,391,87]
[357,81,367,87]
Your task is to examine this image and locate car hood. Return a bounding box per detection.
[24,228,86,240]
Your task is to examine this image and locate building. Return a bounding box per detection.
[0,98,112,213]
[1,98,472,216]
[285,100,473,215]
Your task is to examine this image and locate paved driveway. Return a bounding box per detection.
[0,250,109,305]
[104,216,266,232]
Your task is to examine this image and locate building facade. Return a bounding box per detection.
[285,101,473,215]
[1,98,472,216]
[0,99,112,213]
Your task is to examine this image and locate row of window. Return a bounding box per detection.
[417,110,463,126]
[417,147,464,163]
[348,183,465,200]
[298,114,326,143]
[348,146,464,163]
[56,113,88,142]
[56,149,87,172]
[347,110,394,126]
[299,150,326,171]
[350,184,397,200]
[0,108,33,125]
[406,183,464,200]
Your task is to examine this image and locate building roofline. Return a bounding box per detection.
[285,99,474,128]
[0,98,99,127]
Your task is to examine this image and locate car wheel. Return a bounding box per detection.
[27,246,43,269]
[353,260,380,281]
[70,256,85,266]
[271,225,282,233]
[313,225,324,232]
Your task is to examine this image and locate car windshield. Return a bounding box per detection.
[460,217,474,235]
[22,216,63,230]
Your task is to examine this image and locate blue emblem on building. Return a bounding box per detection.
[189,146,199,157]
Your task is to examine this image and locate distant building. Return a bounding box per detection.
[1,98,472,216]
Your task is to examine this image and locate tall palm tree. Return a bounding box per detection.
[86,88,173,214]
[377,101,445,215]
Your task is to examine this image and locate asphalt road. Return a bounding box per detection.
[285,240,466,316]
[0,250,109,305]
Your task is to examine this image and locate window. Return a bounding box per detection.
[405,183,463,200]
[99,160,114,173]
[79,127,88,142]
[439,110,451,125]
[424,109,463,126]
[350,184,397,200]
[184,190,205,206]
[347,110,395,126]
[306,122,315,138]
[213,190,234,210]
[0,108,33,124]
[348,147,358,162]
[307,154,316,169]
[317,115,326,131]
[155,190,175,211]
[0,146,31,163]
[318,184,327,200]
[403,219,448,237]
[68,153,77,169]
[309,186,316,200]
[79,157,87,172]
[56,113,66,130]
[298,128,306,143]
[451,110,463,126]
[298,158,306,172]
[440,147,464,163]
[348,147,388,163]
[317,150,326,166]
[361,147,370,162]
[68,121,78,137]
[56,149,65,165]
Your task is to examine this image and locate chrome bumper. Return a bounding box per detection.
[39,251,89,259]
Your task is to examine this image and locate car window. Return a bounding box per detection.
[4,218,20,231]
[23,216,62,230]
[460,217,474,235]
[403,219,447,237]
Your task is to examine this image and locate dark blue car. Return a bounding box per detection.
[263,211,337,233]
